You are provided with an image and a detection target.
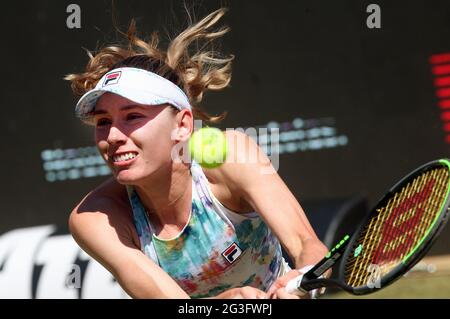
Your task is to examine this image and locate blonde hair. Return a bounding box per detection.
[65,8,233,123]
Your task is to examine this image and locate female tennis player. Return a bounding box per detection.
[66,8,328,299]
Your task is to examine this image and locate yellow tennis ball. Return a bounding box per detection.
[189,127,228,168]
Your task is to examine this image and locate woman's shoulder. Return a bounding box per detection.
[202,130,258,213]
[204,129,272,186]
[69,177,140,248]
[202,129,276,213]
[73,177,130,215]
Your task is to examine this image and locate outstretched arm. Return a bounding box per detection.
[69,195,191,299]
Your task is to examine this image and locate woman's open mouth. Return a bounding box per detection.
[112,152,138,166]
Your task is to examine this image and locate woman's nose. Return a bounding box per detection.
[107,126,127,145]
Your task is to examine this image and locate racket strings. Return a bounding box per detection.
[344,167,449,288]
[350,168,448,285]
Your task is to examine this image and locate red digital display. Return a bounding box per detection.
[430,52,450,144]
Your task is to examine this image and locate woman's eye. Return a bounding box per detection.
[96,118,111,127]
[127,113,144,120]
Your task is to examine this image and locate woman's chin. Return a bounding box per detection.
[114,171,140,185]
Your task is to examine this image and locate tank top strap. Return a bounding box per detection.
[189,161,237,230]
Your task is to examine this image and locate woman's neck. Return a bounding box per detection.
[133,162,192,232]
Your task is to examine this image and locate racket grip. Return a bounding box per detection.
[285,274,308,296]
[285,265,315,296]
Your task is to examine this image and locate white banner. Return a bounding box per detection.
[0,225,130,299]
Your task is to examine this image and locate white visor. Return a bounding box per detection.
[75,67,191,124]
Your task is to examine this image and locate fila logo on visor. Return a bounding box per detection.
[222,242,243,264]
[103,71,122,87]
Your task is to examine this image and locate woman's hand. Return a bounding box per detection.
[266,239,331,299]
[212,286,268,299]
[265,269,309,299]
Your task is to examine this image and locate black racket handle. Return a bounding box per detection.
[285,234,351,295]
[303,234,350,282]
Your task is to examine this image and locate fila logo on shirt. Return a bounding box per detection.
[222,242,243,264]
[103,71,122,86]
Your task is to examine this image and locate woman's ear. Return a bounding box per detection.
[172,109,193,142]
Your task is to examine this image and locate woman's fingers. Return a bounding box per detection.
[274,287,305,299]
[236,286,268,299]
[266,269,301,296]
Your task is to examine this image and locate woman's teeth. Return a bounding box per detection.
[113,153,137,162]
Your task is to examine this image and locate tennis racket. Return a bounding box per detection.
[286,158,450,296]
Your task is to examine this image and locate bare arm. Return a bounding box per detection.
[69,194,190,299]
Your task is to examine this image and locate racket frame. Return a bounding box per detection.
[339,159,450,294]
[298,159,450,295]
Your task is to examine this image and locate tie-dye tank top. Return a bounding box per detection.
[126,160,286,298]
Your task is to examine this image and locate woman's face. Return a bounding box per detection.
[93,92,187,184]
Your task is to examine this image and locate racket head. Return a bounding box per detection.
[338,159,450,295]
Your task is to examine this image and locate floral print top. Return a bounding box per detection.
[126,160,284,298]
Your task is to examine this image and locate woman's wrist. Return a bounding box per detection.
[295,238,328,268]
